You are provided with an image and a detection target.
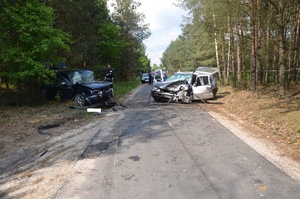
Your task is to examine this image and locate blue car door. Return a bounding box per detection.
[45,74,73,100]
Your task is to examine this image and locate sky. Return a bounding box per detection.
[138,0,186,65]
[108,0,186,66]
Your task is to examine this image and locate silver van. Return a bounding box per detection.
[191,67,218,101]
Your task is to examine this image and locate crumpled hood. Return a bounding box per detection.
[154,80,187,91]
[77,81,112,90]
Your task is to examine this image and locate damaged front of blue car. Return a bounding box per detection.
[43,69,114,106]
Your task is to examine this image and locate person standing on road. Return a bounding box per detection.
[148,70,152,84]
[151,70,155,84]
[164,70,168,81]
[105,64,114,82]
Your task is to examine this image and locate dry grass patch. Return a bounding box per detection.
[214,85,300,161]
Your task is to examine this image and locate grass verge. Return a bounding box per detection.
[0,79,141,126]
[112,79,141,101]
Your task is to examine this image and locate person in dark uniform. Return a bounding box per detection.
[148,70,152,84]
[105,64,114,82]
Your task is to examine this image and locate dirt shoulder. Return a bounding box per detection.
[202,85,300,164]
[0,101,99,173]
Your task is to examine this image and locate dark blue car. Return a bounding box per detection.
[43,69,114,106]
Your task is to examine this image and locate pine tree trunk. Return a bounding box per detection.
[221,36,227,85]
[265,9,271,84]
[250,0,257,91]
[256,0,261,85]
[236,3,242,82]
[227,15,231,85]
[293,5,300,82]
[287,15,293,87]
[273,44,278,85]
[278,0,285,99]
[213,13,222,82]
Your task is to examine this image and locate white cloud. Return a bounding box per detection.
[108,0,186,65]
[138,0,186,65]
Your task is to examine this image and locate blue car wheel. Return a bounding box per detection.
[74,93,86,107]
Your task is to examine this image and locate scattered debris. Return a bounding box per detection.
[37,123,61,136]
[40,150,48,157]
[69,106,86,110]
[87,108,101,113]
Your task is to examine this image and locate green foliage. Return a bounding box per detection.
[138,54,151,73]
[162,0,226,73]
[172,0,300,93]
[0,0,152,106]
[0,0,70,91]
[111,0,151,41]
[97,22,127,64]
[46,0,151,81]
[113,79,141,100]
[111,0,151,81]
[45,0,112,68]
[54,92,62,102]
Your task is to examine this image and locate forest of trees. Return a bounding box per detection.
[0,0,151,94]
[162,0,300,98]
[2,0,300,99]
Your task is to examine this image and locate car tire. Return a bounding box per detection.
[152,96,162,102]
[153,96,169,102]
[212,89,217,99]
[74,93,86,107]
[188,92,193,103]
[182,91,193,104]
[111,88,114,97]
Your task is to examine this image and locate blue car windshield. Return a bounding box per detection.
[166,73,192,82]
[69,71,95,84]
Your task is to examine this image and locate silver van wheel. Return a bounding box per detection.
[212,89,217,99]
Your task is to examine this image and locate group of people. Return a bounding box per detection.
[148,69,168,84]
[105,64,169,84]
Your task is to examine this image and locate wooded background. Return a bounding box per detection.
[1,0,299,99]
[162,0,300,98]
[0,0,151,93]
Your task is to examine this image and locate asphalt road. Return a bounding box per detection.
[54,84,300,199]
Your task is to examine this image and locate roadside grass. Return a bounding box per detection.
[112,79,141,101]
[0,79,141,127]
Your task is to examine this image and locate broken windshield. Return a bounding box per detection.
[69,71,95,84]
[166,72,192,82]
